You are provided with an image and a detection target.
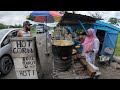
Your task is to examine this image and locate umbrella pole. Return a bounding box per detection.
[45,16,49,56]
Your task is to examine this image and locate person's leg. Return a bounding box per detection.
[85,53,92,63]
[90,52,96,65]
[89,52,99,71]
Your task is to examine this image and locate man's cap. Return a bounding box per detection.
[23,21,32,26]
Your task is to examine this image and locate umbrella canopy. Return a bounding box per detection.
[27,11,62,23]
[26,11,62,55]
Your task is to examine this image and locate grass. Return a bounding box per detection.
[114,33,120,56]
[31,28,36,33]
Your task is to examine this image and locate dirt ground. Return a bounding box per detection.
[96,61,120,79]
[42,46,120,79]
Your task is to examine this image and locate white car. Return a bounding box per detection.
[36,26,44,33]
[0,28,21,75]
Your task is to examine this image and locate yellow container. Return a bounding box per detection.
[75,45,80,49]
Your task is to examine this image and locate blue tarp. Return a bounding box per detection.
[67,26,73,33]
[67,20,120,62]
[95,20,120,32]
[31,11,50,16]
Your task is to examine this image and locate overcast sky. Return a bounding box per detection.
[0,11,120,26]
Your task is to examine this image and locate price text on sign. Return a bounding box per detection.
[13,57,36,69]
[23,57,36,68]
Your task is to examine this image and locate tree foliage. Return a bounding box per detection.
[108,17,120,26]
[0,23,7,29]
[0,23,22,29]
[88,11,104,19]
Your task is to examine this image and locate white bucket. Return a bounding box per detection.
[99,55,110,62]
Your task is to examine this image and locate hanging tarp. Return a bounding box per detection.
[57,12,100,26]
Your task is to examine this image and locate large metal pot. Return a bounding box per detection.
[52,40,74,72]
[54,58,72,71]
[51,40,74,58]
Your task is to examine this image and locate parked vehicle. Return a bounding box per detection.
[36,25,44,33]
[38,23,50,32]
[0,28,21,75]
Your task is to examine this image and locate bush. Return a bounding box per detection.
[31,28,35,33]
[0,23,7,29]
[114,33,120,56]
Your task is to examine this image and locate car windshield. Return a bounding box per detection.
[36,26,43,29]
[0,29,9,41]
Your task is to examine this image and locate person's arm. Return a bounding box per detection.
[93,38,100,53]
[17,30,23,37]
[30,31,32,37]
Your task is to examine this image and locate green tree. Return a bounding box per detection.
[108,17,120,26]
[58,11,66,14]
[14,24,18,28]
[0,23,6,29]
[9,25,14,28]
[18,24,22,28]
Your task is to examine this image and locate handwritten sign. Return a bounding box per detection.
[15,69,38,79]
[11,37,38,79]
[11,37,35,57]
[13,57,36,69]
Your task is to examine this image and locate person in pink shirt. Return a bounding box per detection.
[82,28,100,66]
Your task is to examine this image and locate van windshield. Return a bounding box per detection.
[36,26,43,29]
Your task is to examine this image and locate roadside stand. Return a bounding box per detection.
[52,12,102,79]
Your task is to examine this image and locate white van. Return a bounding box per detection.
[36,26,44,33]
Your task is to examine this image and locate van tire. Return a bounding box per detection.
[0,56,13,75]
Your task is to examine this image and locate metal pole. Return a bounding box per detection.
[46,16,48,52]
[78,20,87,33]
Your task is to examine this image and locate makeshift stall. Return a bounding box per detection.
[57,12,120,63]
[52,12,101,79]
[93,20,120,63]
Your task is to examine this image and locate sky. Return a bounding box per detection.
[0,11,120,27]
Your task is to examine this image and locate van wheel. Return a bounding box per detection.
[0,56,13,75]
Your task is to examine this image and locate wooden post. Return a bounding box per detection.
[81,58,96,77]
[10,37,43,79]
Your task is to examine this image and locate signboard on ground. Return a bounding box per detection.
[11,37,38,79]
